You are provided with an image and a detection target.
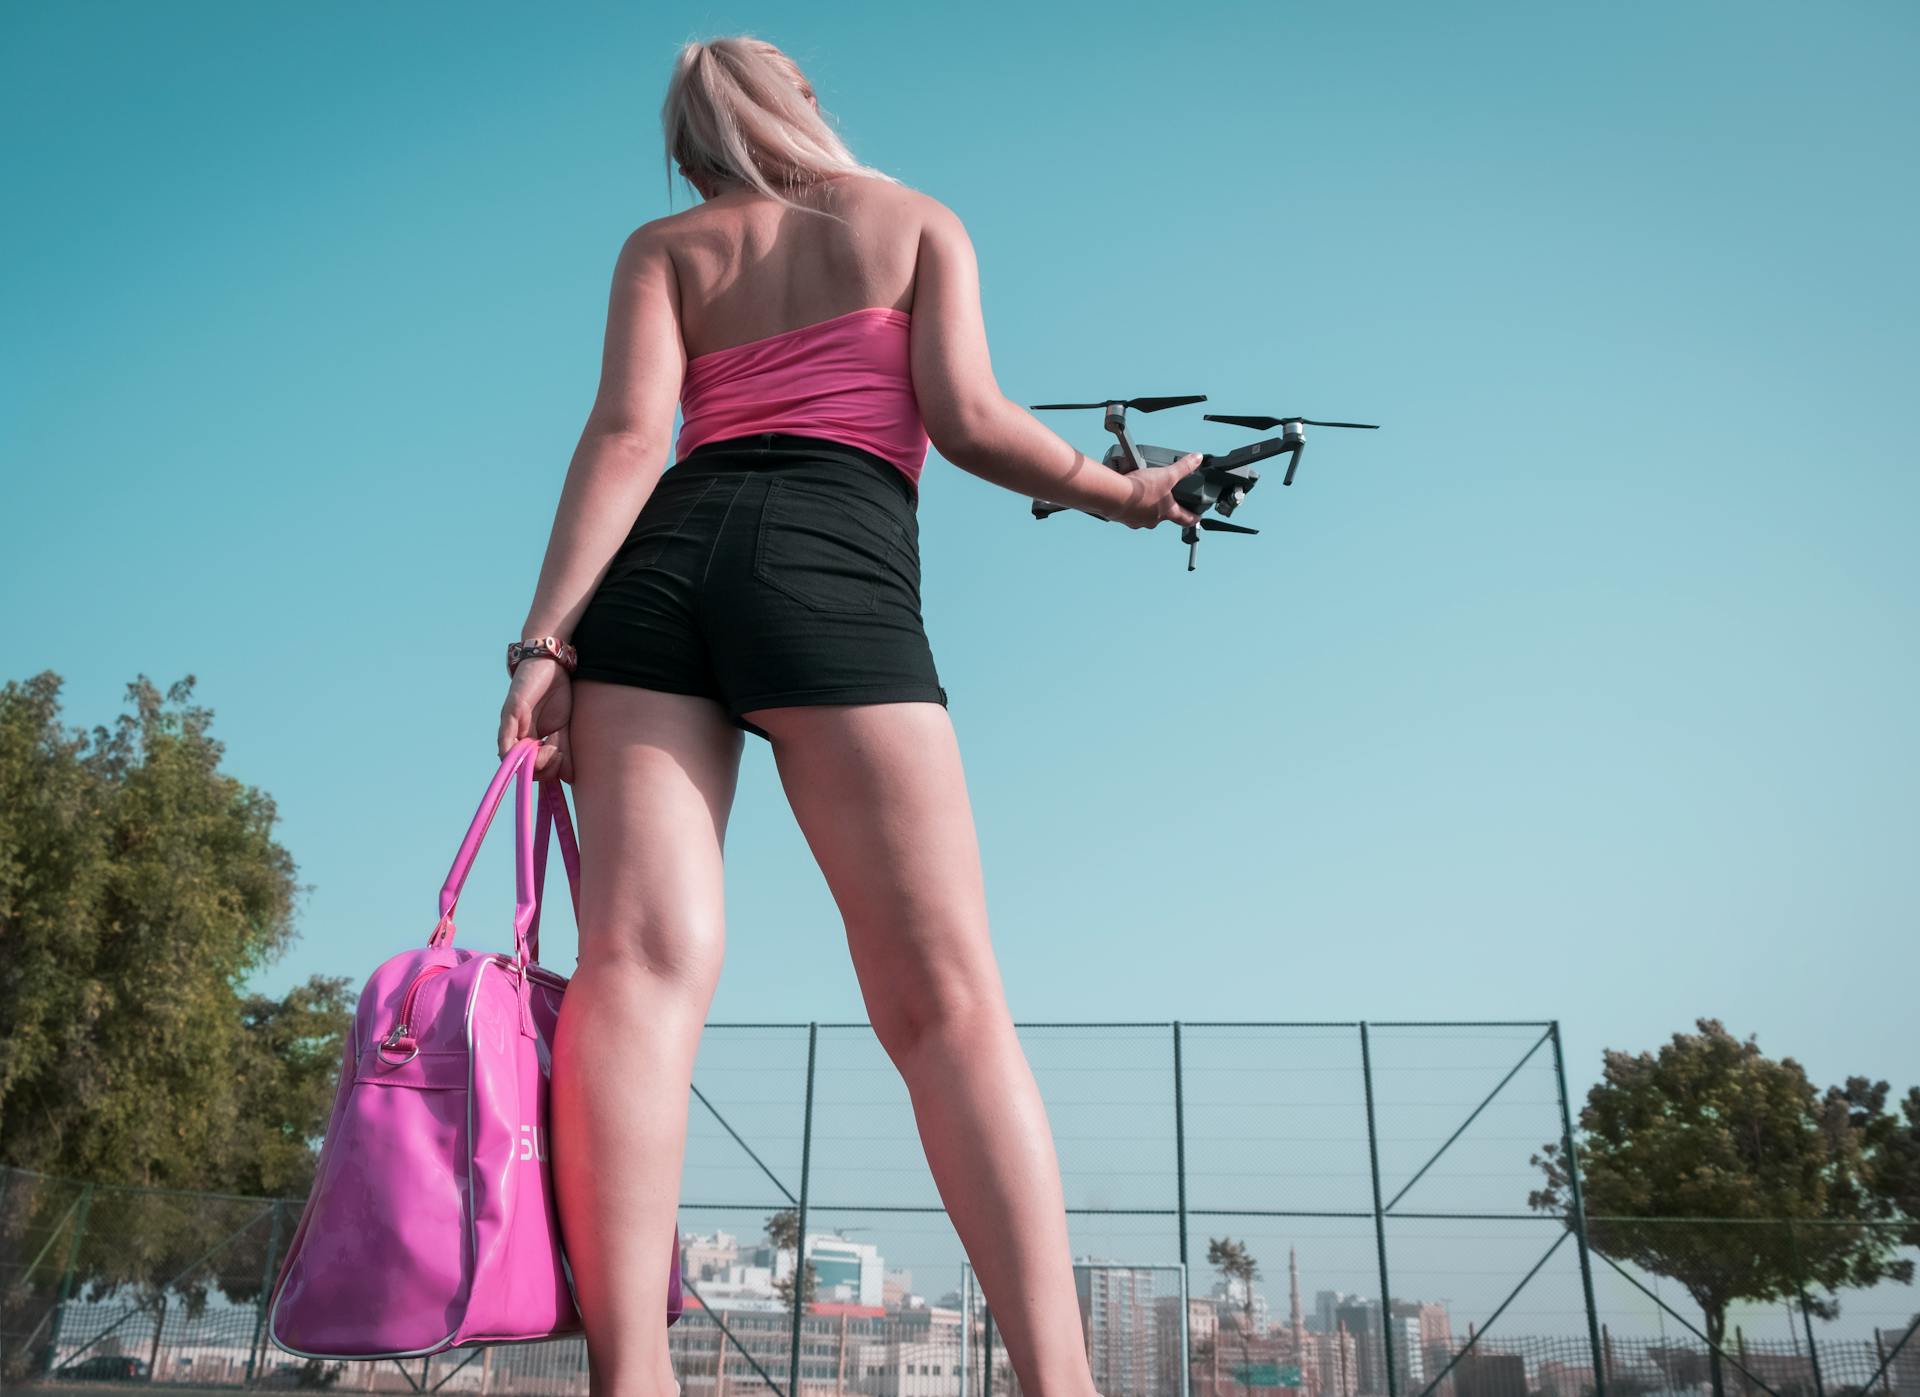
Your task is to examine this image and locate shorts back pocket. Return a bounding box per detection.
[753,478,907,615]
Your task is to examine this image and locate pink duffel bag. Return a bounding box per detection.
[268,737,684,1359]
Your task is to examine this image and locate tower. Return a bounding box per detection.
[1290,1248,1306,1349]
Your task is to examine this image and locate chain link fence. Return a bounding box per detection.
[4,1022,1915,1397]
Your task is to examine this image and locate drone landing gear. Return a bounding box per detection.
[1182,515,1259,571]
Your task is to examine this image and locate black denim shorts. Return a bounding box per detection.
[570,432,949,742]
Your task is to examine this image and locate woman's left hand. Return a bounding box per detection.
[497,659,574,782]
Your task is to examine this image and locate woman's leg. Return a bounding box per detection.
[740,699,1101,1397]
[557,681,746,1397]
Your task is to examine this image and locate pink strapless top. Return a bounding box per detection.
[674,306,930,488]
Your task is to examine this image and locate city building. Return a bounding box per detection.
[683,1228,744,1282]
[1075,1259,1162,1397]
[1315,1322,1362,1397]
[1214,1275,1274,1336]
[1156,1295,1218,1395]
[883,1268,916,1308]
[1314,1290,1364,1336]
[807,1233,885,1307]
[1334,1301,1382,1394]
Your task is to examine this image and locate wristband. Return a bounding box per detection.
[507,636,578,677]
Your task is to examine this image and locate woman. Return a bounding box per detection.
[497,34,1204,1397]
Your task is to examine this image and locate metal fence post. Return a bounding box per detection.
[1358,1024,1397,1397]
[246,1199,286,1384]
[146,1292,168,1379]
[44,1181,93,1374]
[1788,1219,1826,1397]
[788,1022,818,1397]
[1173,1020,1189,1268]
[1550,1022,1608,1397]
[982,1306,995,1397]
[1173,1021,1190,1397]
[1178,1252,1193,1397]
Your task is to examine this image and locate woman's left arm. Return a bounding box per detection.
[519,224,687,640]
[499,225,687,771]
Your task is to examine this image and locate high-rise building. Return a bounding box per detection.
[1314,1290,1363,1337]
[1334,1302,1382,1394]
[1316,1323,1360,1397]
[1155,1295,1216,1395]
[1400,1300,1453,1397]
[1387,1314,1425,1391]
[1075,1259,1160,1397]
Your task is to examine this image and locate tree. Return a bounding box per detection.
[1208,1236,1261,1395]
[1531,1019,1913,1397]
[765,1207,819,1308]
[0,672,353,1380]
[1838,1078,1920,1242]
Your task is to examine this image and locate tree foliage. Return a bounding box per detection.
[1531,1018,1914,1397]
[1207,1235,1261,1392]
[764,1208,819,1307]
[0,671,352,1357]
[0,671,351,1193]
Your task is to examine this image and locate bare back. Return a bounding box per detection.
[660,174,928,360]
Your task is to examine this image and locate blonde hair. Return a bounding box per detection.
[661,35,903,223]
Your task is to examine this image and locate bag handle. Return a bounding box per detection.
[529,776,581,965]
[430,738,580,967]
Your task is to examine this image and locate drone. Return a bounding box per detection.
[1027,394,1379,570]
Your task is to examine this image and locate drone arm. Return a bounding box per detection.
[1108,414,1151,476]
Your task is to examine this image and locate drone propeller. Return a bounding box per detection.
[1198,517,1258,535]
[1204,413,1379,431]
[1031,395,1207,414]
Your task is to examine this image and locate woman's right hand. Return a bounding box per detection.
[1112,452,1206,530]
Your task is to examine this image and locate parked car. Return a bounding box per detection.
[258,1359,344,1389]
[62,1354,150,1382]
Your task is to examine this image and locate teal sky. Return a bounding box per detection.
[4,0,1915,1131]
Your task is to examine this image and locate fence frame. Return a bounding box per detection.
[667,1019,1611,1397]
[8,1017,1914,1397]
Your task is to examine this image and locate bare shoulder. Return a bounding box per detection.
[601,214,682,271]
[898,184,961,229]
[817,172,943,240]
[899,187,972,264]
[629,206,702,244]
[619,206,708,295]
[864,178,960,237]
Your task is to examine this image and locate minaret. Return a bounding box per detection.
[1289,1246,1305,1345]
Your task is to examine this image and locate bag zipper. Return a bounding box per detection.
[378,963,451,1058]
[378,954,561,1059]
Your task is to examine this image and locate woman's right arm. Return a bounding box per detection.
[908,199,1200,530]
